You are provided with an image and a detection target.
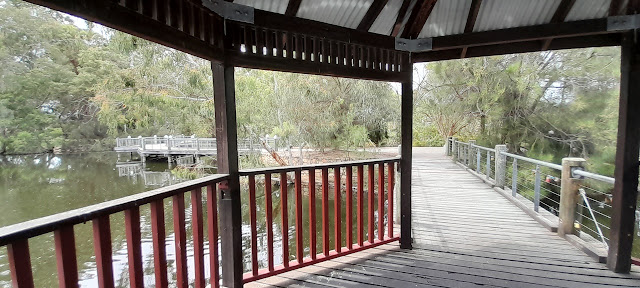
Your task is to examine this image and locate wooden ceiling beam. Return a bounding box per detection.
[400,0,438,39]
[357,0,389,31]
[415,34,621,62]
[391,0,411,37]
[431,17,610,51]
[285,0,302,17]
[541,0,576,51]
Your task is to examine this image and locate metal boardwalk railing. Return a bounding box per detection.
[446,137,639,266]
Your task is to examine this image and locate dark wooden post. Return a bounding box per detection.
[213,60,242,286]
[400,64,413,249]
[608,30,640,273]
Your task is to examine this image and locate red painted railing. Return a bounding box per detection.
[239,157,401,283]
[0,174,228,288]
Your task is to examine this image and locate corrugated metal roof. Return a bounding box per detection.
[473,0,560,32]
[229,0,616,38]
[234,0,289,14]
[369,0,403,35]
[296,0,374,29]
[418,0,472,38]
[565,0,610,21]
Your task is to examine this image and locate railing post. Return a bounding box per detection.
[534,165,541,212]
[494,145,507,188]
[468,140,476,169]
[212,60,242,287]
[558,158,586,238]
[485,150,491,179]
[451,138,458,161]
[511,159,518,197]
[445,137,452,156]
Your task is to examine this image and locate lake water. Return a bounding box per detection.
[0,152,384,287]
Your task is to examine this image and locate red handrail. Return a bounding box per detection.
[0,174,229,288]
[240,158,400,283]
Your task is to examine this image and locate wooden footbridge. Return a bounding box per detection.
[114,136,278,159]
[246,147,640,287]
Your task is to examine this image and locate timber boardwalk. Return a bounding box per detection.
[247,147,640,288]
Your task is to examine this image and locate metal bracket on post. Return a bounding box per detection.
[395,38,433,52]
[571,166,585,179]
[202,0,255,24]
[608,14,640,31]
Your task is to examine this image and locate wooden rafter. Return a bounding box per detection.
[461,0,482,58]
[464,0,482,33]
[610,0,625,16]
[357,0,389,31]
[391,0,411,37]
[285,0,302,17]
[627,0,640,14]
[541,0,576,50]
[400,0,438,39]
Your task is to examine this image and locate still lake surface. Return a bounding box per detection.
[0,152,384,287]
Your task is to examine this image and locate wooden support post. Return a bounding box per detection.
[451,137,458,161]
[608,30,640,273]
[445,137,452,156]
[558,158,585,238]
[468,140,476,169]
[400,71,413,249]
[494,145,507,188]
[212,61,242,287]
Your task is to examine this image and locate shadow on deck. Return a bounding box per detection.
[248,147,640,288]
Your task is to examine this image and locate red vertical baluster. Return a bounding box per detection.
[7,240,34,288]
[308,168,317,259]
[378,163,385,241]
[125,207,143,288]
[388,162,395,238]
[150,199,168,288]
[321,167,329,255]
[265,173,274,271]
[294,170,304,263]
[334,167,341,253]
[368,164,375,243]
[280,172,289,267]
[191,188,205,288]
[345,166,353,250]
[206,185,220,288]
[357,165,364,246]
[173,193,188,288]
[54,226,78,288]
[92,216,114,288]
[248,175,258,275]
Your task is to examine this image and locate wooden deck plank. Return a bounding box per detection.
[250,147,640,287]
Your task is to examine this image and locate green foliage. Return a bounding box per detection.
[0,2,400,154]
[412,125,444,147]
[415,48,621,175]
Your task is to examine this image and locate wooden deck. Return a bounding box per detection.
[247,147,640,288]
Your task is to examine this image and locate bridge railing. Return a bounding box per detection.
[238,157,401,283]
[0,174,229,288]
[115,136,274,152]
[446,137,638,265]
